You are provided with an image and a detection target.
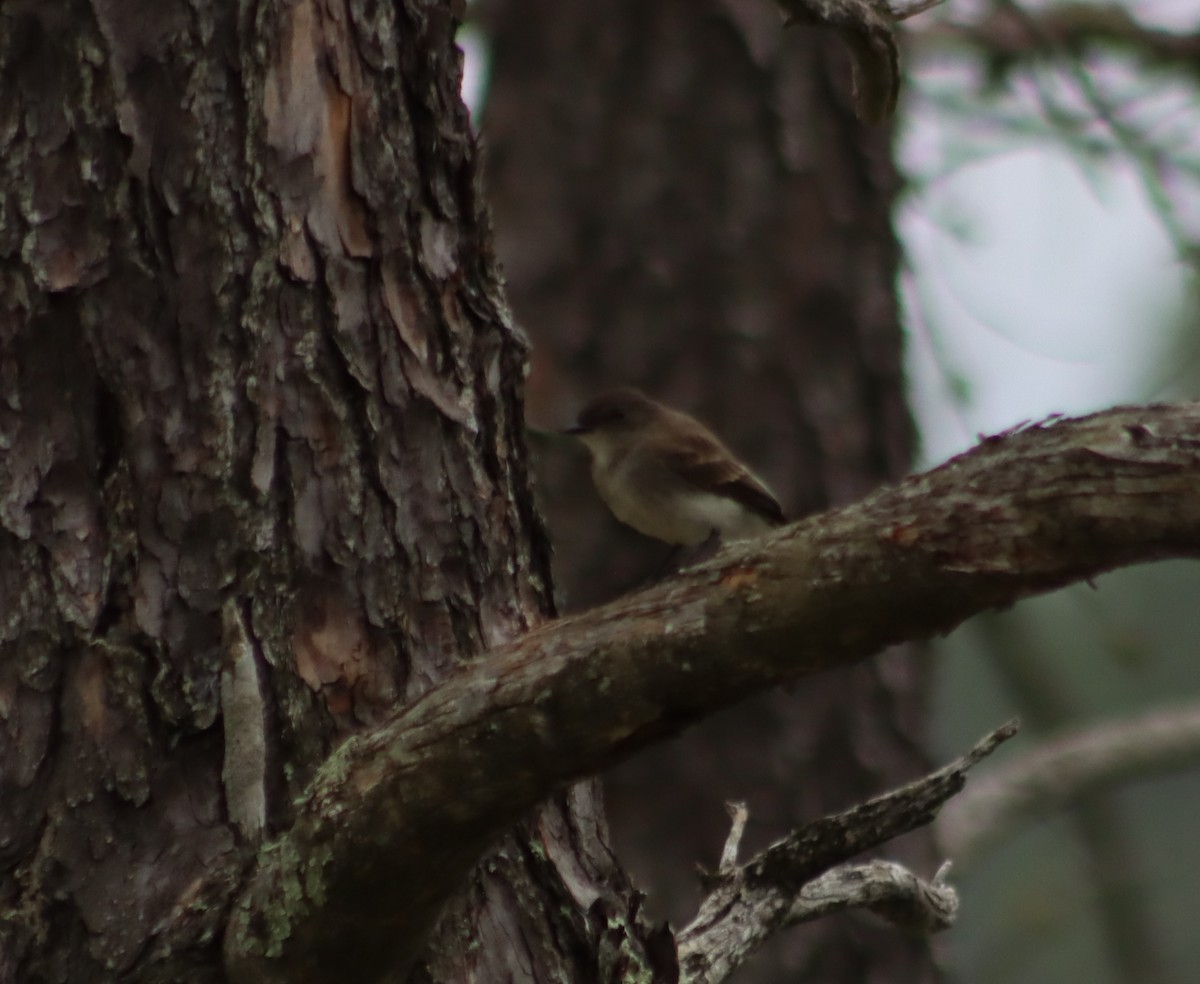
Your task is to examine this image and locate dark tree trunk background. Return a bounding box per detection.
[483,1,936,980]
[0,1,652,981]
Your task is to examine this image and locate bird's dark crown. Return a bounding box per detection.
[570,387,660,434]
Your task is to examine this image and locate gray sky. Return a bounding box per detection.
[900,136,1188,462]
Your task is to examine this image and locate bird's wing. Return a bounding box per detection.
[652,423,786,527]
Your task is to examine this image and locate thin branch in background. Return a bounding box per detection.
[677,722,1014,984]
[1023,32,1194,254]
[935,698,1200,983]
[908,82,1123,165]
[924,4,1200,85]
[938,700,1200,862]
[968,611,1169,984]
[913,0,1200,256]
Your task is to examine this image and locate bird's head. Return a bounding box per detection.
[564,388,663,465]
[565,388,660,437]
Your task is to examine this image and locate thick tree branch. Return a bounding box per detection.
[678,723,1014,983]
[939,700,1200,864]
[225,401,1200,984]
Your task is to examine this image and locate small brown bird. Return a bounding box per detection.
[565,387,785,546]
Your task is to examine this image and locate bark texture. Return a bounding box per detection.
[0,1,617,981]
[482,1,929,979]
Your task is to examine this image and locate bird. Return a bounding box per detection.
[564,387,785,548]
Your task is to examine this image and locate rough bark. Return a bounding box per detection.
[968,611,1168,984]
[226,400,1200,982]
[482,1,931,979]
[1,1,599,981]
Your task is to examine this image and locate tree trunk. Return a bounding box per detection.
[2,5,1197,981]
[483,1,934,980]
[0,1,636,980]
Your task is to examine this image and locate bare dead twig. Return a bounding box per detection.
[719,801,749,872]
[676,722,1016,983]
